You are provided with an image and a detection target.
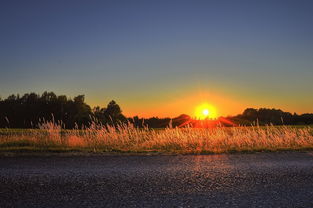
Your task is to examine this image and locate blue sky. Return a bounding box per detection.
[0,0,312,117]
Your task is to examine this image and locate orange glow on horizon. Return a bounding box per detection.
[87,90,246,118]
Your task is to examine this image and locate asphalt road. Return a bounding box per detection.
[1,153,313,208]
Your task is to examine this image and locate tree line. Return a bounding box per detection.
[0,92,312,128]
[229,108,313,126]
[0,92,126,128]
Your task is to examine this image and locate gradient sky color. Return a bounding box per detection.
[1,0,313,117]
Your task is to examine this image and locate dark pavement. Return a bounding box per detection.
[1,152,313,207]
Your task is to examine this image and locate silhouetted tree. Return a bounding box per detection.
[231,108,306,125]
[242,108,258,121]
[91,100,129,126]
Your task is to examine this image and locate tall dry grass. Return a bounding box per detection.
[0,121,313,153]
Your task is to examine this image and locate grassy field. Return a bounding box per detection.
[0,122,313,154]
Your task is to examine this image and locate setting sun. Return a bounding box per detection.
[195,103,218,120]
[202,109,209,116]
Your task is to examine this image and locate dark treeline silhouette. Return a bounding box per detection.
[0,92,312,128]
[0,92,126,128]
[229,108,313,126]
[130,114,191,128]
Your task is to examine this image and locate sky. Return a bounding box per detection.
[0,0,313,118]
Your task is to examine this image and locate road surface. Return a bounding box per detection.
[1,152,313,207]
